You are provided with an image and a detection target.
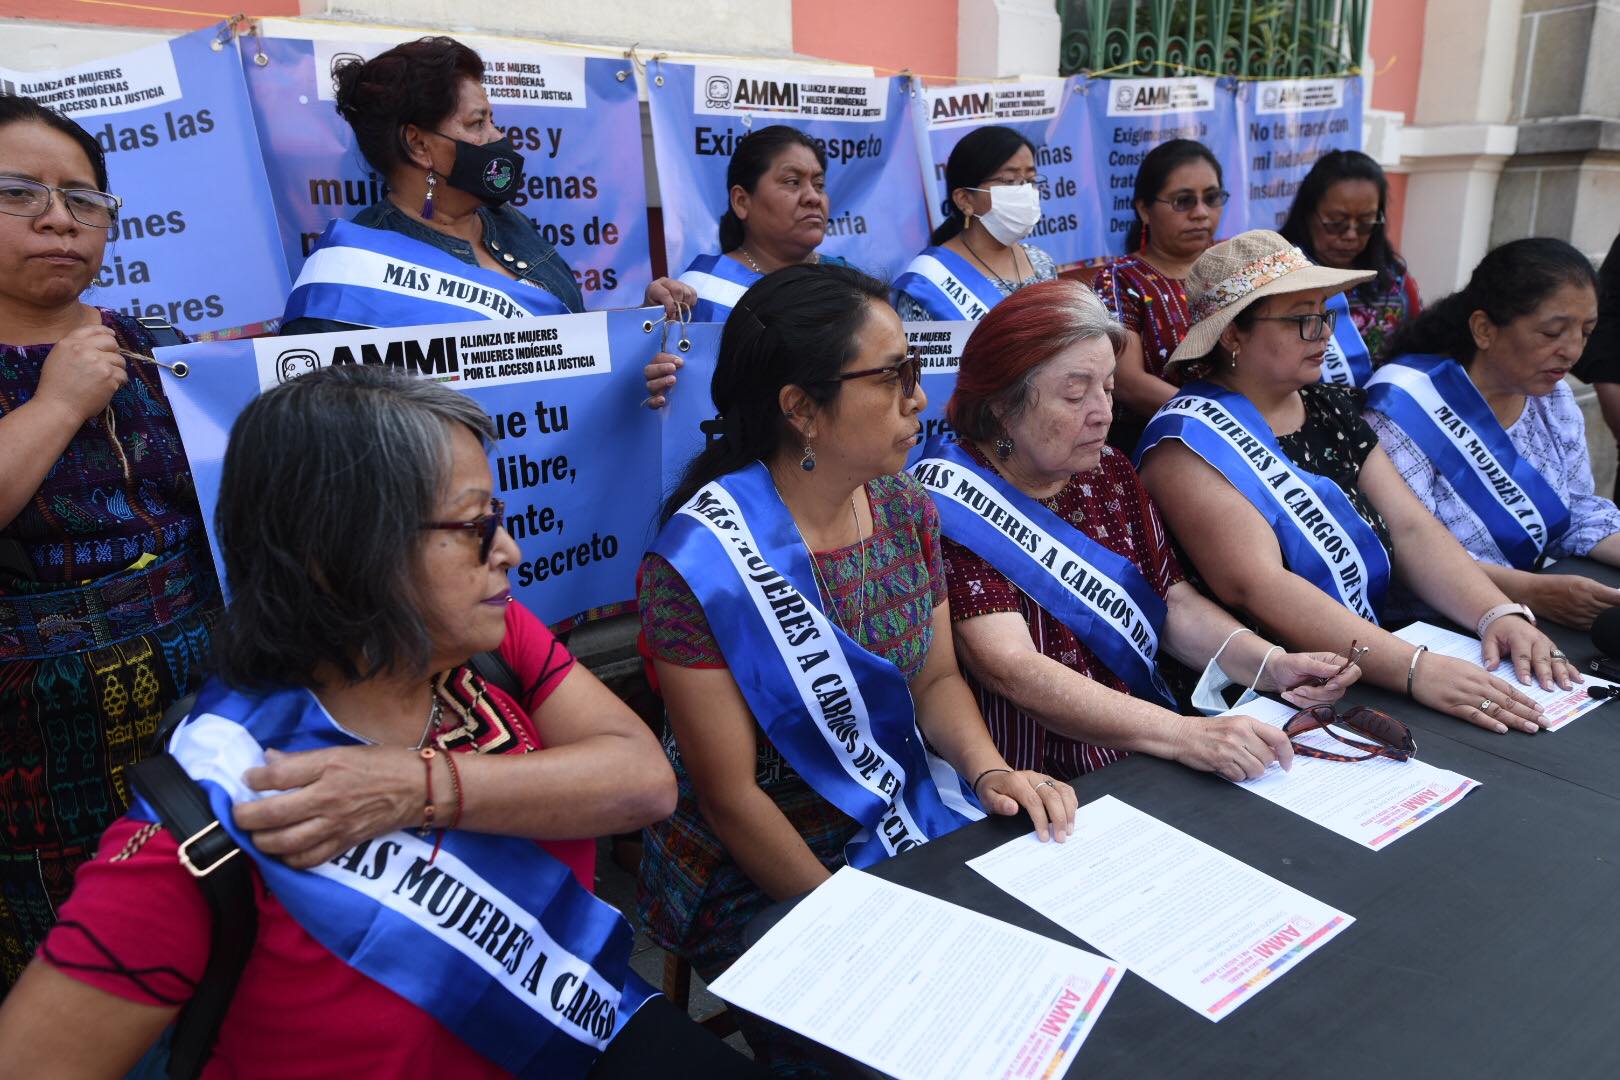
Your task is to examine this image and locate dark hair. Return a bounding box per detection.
[1278,150,1404,292]
[1382,237,1598,365]
[212,364,496,689]
[931,125,1037,245]
[0,93,110,192]
[1127,139,1223,253]
[660,263,890,523]
[718,125,827,253]
[332,36,485,178]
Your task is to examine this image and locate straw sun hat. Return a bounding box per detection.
[1167,229,1376,367]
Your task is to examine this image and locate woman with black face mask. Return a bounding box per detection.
[280,36,693,334]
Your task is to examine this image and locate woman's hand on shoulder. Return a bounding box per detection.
[234,745,422,869]
[34,323,126,426]
[976,769,1077,842]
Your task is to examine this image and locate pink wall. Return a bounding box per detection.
[0,1,301,30]
[793,0,957,79]
[1366,0,1426,248]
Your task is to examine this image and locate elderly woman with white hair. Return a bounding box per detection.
[911,279,1361,784]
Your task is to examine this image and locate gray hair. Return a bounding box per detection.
[213,362,497,688]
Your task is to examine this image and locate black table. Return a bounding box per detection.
[746,567,1620,1078]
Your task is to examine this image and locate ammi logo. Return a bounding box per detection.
[932,91,992,121]
[330,335,460,378]
[733,78,799,109]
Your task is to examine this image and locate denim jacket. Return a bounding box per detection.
[281,200,584,335]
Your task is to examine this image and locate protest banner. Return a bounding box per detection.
[157,309,665,625]
[1232,76,1364,230]
[0,25,291,335]
[240,27,651,310]
[913,78,1105,266]
[646,60,930,281]
[1085,75,1245,254]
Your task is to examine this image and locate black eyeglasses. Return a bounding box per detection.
[0,175,121,229]
[1154,189,1230,213]
[1252,308,1339,343]
[1317,214,1384,238]
[817,350,922,398]
[421,498,506,562]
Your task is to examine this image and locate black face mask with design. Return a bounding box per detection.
[437,133,525,205]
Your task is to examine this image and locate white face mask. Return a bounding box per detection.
[1190,654,1259,717]
[968,183,1042,246]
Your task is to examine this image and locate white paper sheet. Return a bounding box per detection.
[968,796,1353,1021]
[1394,621,1613,731]
[1224,696,1480,849]
[708,866,1123,1079]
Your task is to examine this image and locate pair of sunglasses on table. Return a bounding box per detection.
[1285,641,1416,763]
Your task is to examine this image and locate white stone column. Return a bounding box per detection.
[956,0,1062,80]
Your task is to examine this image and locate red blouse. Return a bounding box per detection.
[1091,254,1194,383]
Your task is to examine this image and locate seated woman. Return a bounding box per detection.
[645,126,841,408]
[638,263,1075,1064]
[1365,237,1620,630]
[1280,150,1420,366]
[281,36,691,333]
[892,125,1057,322]
[1136,230,1578,738]
[0,366,763,1078]
[1091,139,1228,453]
[915,280,1358,782]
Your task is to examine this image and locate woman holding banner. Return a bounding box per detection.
[0,95,221,990]
[638,263,1075,1067]
[1093,139,1228,453]
[892,126,1057,323]
[1136,230,1578,738]
[1364,238,1620,630]
[0,364,762,1078]
[913,279,1358,783]
[280,37,693,334]
[1280,150,1421,364]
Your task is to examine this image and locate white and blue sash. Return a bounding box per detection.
[1317,292,1373,387]
[891,246,1005,322]
[676,253,761,323]
[910,438,1174,706]
[649,464,984,868]
[1136,382,1391,623]
[283,219,572,328]
[1366,354,1570,568]
[133,679,652,1078]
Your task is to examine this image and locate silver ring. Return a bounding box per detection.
[1479,699,1495,712]
[1551,650,1568,661]
[1035,779,1057,791]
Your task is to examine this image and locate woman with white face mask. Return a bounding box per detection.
[893,126,1057,322]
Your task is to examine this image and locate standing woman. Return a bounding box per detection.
[1092,139,1228,453]
[1279,149,1421,363]
[0,95,219,988]
[892,125,1057,322]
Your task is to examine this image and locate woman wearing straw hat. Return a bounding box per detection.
[1136,230,1579,736]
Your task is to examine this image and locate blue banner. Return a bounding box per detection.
[156,310,664,625]
[646,60,929,281]
[1085,76,1245,255]
[0,26,290,335]
[1318,291,1373,387]
[914,77,1105,266]
[1233,77,1364,232]
[240,31,652,310]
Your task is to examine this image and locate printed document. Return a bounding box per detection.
[1395,621,1613,731]
[709,866,1123,1079]
[969,796,1352,1021]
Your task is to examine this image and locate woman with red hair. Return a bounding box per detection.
[910,279,1359,782]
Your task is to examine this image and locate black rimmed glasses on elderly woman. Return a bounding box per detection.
[0,175,122,228]
[1283,704,1416,763]
[1252,308,1339,343]
[817,349,922,398]
[421,498,506,562]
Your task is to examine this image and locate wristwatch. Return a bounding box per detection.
[1476,602,1536,639]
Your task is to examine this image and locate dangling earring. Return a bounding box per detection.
[994,435,1014,461]
[422,170,437,220]
[1228,343,1241,370]
[1140,220,1150,251]
[800,440,816,472]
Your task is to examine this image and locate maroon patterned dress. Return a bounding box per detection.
[1092,254,1198,452]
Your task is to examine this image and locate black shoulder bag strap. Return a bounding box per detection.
[128,754,258,1080]
[135,315,186,350]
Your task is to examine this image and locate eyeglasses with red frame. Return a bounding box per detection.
[1283,704,1416,763]
[420,497,506,562]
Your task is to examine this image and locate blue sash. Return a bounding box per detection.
[676,253,761,323]
[1136,382,1391,623]
[1366,355,1571,569]
[133,679,653,1078]
[649,464,984,867]
[283,219,572,328]
[911,438,1174,706]
[1318,292,1373,387]
[891,246,1005,321]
